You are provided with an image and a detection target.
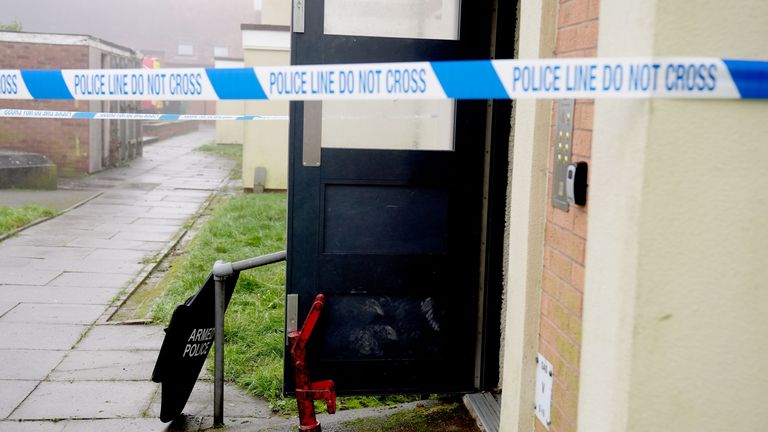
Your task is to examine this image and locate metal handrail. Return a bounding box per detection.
[211,250,287,426]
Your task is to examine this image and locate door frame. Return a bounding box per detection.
[474,0,517,391]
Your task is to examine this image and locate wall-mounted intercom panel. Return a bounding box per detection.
[552,99,574,211]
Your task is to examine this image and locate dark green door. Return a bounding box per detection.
[286,0,498,394]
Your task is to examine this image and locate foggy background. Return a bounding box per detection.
[1,0,262,66]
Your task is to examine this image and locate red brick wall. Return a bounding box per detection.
[0,42,90,174]
[536,0,598,431]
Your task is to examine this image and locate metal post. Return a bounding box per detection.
[213,272,226,427]
[209,251,286,426]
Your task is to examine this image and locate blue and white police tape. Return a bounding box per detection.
[0,57,765,101]
[0,109,288,121]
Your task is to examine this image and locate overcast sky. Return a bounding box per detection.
[2,0,260,59]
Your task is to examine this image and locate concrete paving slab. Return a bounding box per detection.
[76,325,165,351]
[145,208,198,218]
[64,208,148,219]
[198,417,294,431]
[127,213,190,222]
[120,183,164,192]
[198,360,213,381]
[96,223,180,234]
[146,382,271,419]
[28,259,145,275]
[89,200,154,209]
[162,195,212,203]
[66,238,165,252]
[0,269,61,286]
[0,286,121,305]
[0,304,105,325]
[46,215,138,225]
[112,231,176,242]
[133,217,193,226]
[102,189,164,197]
[100,190,165,198]
[0,380,38,418]
[0,190,98,212]
[49,350,158,381]
[20,220,97,231]
[96,197,160,206]
[68,204,150,216]
[9,236,78,247]
[16,228,118,240]
[144,201,201,210]
[163,190,212,198]
[160,185,217,194]
[0,246,95,260]
[0,420,65,431]
[0,302,18,317]
[0,257,37,268]
[90,198,158,208]
[129,175,169,183]
[47,272,134,289]
[0,350,68,380]
[59,418,178,432]
[0,323,86,350]
[10,381,158,419]
[85,249,149,262]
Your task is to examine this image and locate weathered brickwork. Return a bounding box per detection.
[536,0,598,430]
[0,43,90,173]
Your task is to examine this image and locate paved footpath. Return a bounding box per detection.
[0,128,282,431]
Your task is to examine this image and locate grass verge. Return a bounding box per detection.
[197,142,243,179]
[0,204,57,236]
[149,192,421,414]
[151,192,287,409]
[341,403,479,432]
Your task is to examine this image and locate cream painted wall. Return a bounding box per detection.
[261,0,290,26]
[630,0,768,429]
[241,0,290,190]
[215,100,246,144]
[579,1,768,431]
[499,0,557,431]
[243,48,289,190]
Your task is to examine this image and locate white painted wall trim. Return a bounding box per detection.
[242,29,290,51]
[215,59,245,68]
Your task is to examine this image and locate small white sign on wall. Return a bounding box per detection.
[535,353,553,429]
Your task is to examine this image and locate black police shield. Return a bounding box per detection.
[152,271,239,422]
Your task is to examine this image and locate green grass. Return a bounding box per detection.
[197,142,243,179]
[0,204,57,235]
[341,403,478,432]
[150,192,421,414]
[151,192,287,407]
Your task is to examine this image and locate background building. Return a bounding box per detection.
[2,0,258,69]
[238,22,289,191]
[3,0,259,117]
[0,31,142,174]
[216,0,290,191]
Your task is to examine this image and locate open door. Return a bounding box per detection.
[286,0,500,394]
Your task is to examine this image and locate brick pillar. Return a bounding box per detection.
[536,0,598,431]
